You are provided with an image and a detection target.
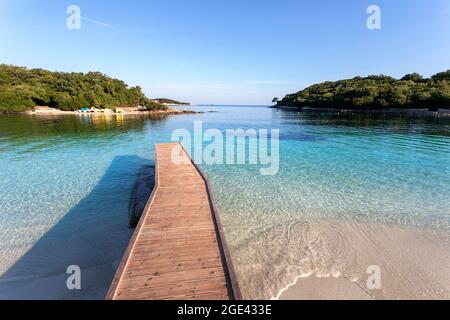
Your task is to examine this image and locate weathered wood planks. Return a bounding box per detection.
[106,142,241,300]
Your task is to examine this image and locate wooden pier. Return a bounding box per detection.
[106,142,241,300]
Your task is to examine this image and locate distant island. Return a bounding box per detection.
[151,98,190,106]
[275,70,450,111]
[0,65,183,114]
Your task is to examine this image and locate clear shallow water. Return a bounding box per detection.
[0,107,449,299]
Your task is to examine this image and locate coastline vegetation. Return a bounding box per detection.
[151,98,190,105]
[277,71,450,110]
[0,64,168,113]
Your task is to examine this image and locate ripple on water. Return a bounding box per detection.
[0,110,449,299]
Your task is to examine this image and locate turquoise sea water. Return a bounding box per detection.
[0,106,449,299]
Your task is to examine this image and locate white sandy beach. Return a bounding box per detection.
[275,222,450,300]
[24,106,191,116]
[228,217,450,300]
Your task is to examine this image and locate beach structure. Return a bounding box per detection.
[32,106,61,114]
[107,142,241,300]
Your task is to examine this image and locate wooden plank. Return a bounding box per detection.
[106,142,241,300]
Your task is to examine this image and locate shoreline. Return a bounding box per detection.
[266,221,450,300]
[271,106,450,117]
[273,275,373,300]
[0,107,198,116]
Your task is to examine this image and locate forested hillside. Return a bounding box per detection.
[277,71,450,110]
[0,65,167,113]
[151,98,190,105]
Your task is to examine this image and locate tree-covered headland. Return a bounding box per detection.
[277,71,450,110]
[0,64,167,113]
[151,98,190,105]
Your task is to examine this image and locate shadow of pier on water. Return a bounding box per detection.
[0,155,155,300]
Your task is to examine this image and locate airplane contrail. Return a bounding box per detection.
[77,15,113,28]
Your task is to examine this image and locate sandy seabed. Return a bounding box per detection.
[0,215,448,299]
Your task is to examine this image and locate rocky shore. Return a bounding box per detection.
[271,105,450,117]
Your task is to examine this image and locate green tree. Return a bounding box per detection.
[277,71,450,110]
[0,64,170,113]
[401,73,424,82]
[431,70,450,81]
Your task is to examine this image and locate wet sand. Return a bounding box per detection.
[275,222,450,300]
[2,216,448,300]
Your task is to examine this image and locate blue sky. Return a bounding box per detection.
[1,0,449,104]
